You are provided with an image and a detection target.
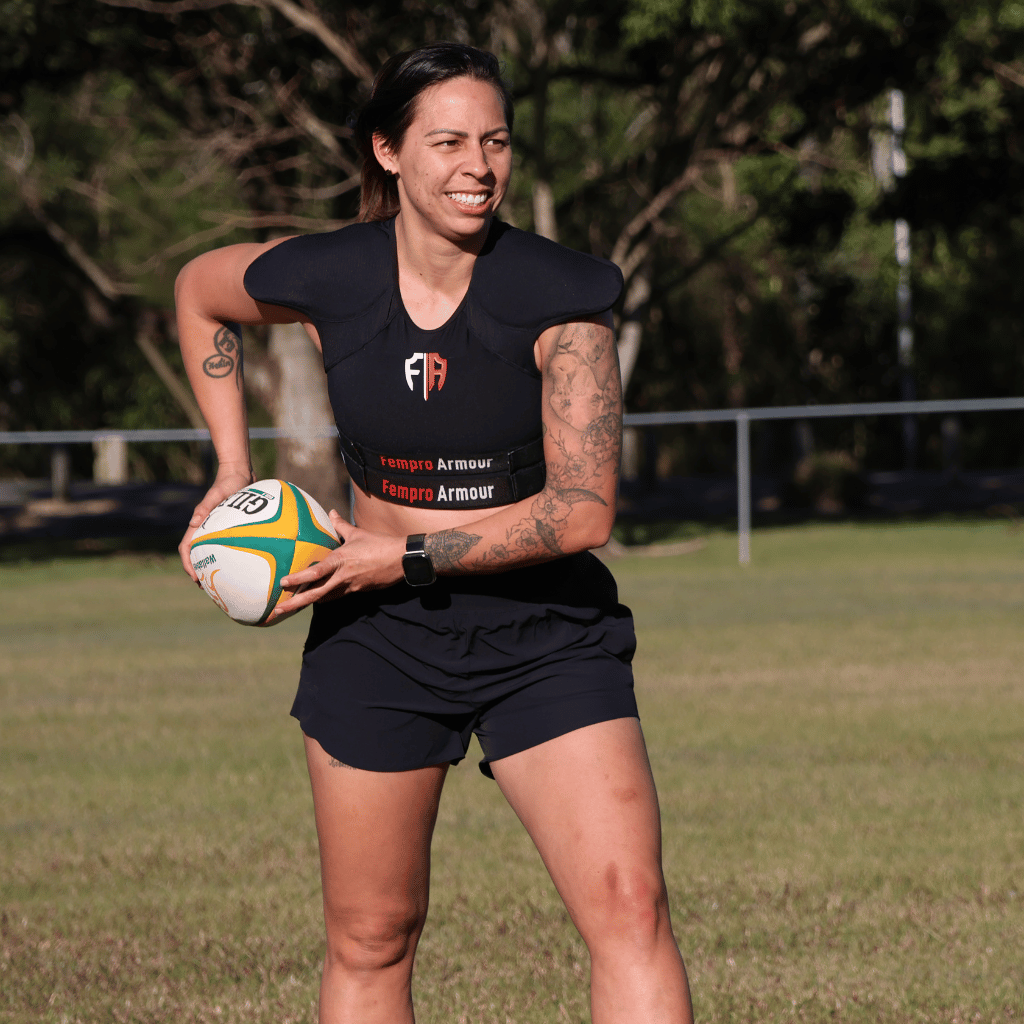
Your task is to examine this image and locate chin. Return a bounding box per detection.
[440,211,495,241]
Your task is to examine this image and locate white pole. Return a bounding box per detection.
[737,413,751,565]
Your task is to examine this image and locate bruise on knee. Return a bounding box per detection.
[324,907,424,973]
[585,861,669,940]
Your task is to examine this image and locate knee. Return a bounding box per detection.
[576,864,672,952]
[323,905,425,974]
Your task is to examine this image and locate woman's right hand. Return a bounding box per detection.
[178,465,255,581]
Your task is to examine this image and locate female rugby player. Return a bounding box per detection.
[175,42,693,1024]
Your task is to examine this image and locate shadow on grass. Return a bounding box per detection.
[0,534,184,564]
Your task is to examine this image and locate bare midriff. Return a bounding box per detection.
[352,489,514,538]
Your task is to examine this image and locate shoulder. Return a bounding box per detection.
[472,222,623,332]
[242,220,393,321]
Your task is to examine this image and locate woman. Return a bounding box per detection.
[176,43,693,1024]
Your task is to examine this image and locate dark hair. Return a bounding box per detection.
[354,43,514,222]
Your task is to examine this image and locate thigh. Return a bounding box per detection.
[304,733,448,923]
[488,718,665,926]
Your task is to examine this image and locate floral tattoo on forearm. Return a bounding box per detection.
[202,323,244,392]
[425,319,621,573]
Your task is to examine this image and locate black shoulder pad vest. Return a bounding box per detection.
[244,218,622,510]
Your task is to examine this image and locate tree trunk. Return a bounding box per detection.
[617,259,653,481]
[722,287,745,408]
[532,180,558,242]
[530,36,559,243]
[252,322,350,519]
[617,257,652,397]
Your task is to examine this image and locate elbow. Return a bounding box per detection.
[587,519,615,551]
[173,258,197,308]
[576,505,616,552]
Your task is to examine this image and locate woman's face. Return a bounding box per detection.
[374,75,512,243]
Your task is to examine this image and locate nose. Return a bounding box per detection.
[463,143,494,181]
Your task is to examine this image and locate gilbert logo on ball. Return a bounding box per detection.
[189,479,339,626]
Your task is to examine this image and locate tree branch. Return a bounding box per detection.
[99,0,260,14]
[263,0,373,84]
[124,223,255,276]
[136,310,208,430]
[986,58,1024,90]
[98,0,374,82]
[2,118,141,299]
[199,210,354,230]
[271,74,358,169]
[609,166,699,268]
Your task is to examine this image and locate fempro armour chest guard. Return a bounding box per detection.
[243,218,623,510]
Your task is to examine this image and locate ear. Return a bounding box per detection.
[372,134,397,176]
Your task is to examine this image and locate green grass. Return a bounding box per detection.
[2,523,1023,1022]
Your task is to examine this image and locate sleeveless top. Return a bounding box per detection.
[243,217,622,509]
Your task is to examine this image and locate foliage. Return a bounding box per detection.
[898,2,1024,467]
[3,1,1024,482]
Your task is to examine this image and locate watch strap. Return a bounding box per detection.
[402,533,436,586]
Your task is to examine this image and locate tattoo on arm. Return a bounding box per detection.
[483,487,608,564]
[425,529,483,572]
[425,319,620,573]
[474,318,619,566]
[203,323,244,392]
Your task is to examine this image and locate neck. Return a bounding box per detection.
[393,211,491,296]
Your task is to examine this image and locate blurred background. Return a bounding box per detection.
[4,9,1024,1021]
[3,0,1024,539]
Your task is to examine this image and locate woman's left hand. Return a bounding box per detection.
[267,511,406,621]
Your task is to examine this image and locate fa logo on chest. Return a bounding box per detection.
[404,352,448,400]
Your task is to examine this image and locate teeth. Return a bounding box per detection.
[447,192,488,206]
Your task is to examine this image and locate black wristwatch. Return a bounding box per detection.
[402,534,436,587]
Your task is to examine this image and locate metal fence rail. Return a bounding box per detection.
[4,394,1024,562]
[0,427,337,443]
[627,396,1024,563]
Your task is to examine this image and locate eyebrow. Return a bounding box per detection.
[424,126,510,138]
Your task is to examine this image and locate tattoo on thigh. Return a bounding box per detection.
[328,757,356,770]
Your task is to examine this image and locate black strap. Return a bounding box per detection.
[339,431,546,510]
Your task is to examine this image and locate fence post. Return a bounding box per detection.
[51,444,70,502]
[737,413,751,565]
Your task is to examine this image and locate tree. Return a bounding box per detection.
[5,0,1024,495]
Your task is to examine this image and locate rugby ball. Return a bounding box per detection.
[189,479,340,626]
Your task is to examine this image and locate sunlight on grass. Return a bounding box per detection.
[2,523,1022,1022]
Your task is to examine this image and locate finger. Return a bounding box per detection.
[281,554,354,606]
[180,475,251,583]
[180,540,200,581]
[180,503,216,569]
[270,580,333,620]
[329,510,352,543]
[281,552,342,590]
[179,525,203,580]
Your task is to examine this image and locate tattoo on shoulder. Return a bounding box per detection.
[425,529,483,572]
[203,323,244,391]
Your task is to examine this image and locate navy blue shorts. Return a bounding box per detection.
[291,552,638,777]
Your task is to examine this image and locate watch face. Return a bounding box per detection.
[403,552,436,586]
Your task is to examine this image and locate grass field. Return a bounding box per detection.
[2,522,1023,1023]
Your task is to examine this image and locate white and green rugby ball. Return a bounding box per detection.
[189,479,339,626]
